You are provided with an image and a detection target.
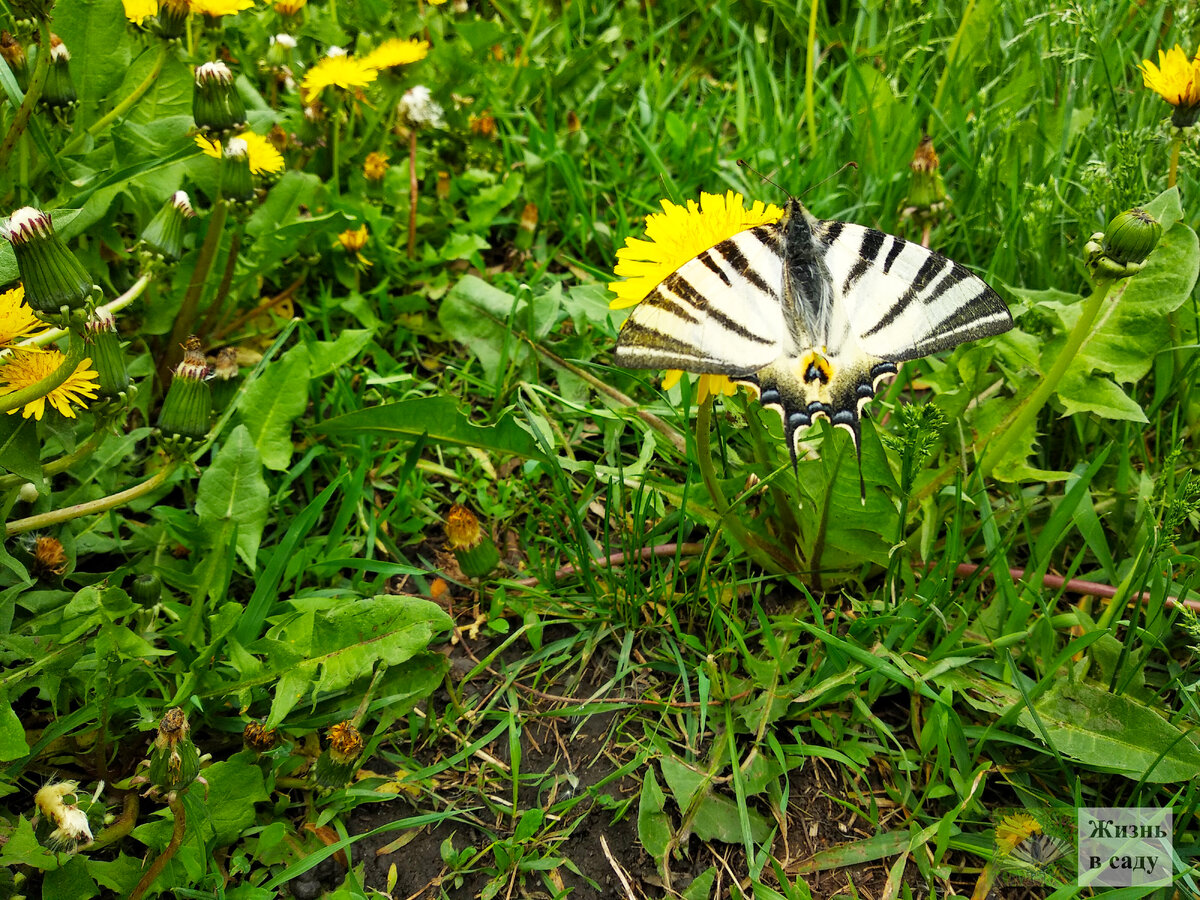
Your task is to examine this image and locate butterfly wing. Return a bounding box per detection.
[614,223,787,375]
[816,220,1012,362]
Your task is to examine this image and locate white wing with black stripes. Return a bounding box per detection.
[614,196,1013,481]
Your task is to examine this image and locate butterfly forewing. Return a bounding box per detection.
[615,224,787,375]
[816,221,1012,362]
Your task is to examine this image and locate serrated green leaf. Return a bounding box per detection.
[196,425,268,568]
[0,816,55,870]
[298,329,373,378]
[43,855,99,899]
[265,596,452,727]
[313,395,546,461]
[1055,369,1147,422]
[236,349,311,471]
[204,759,268,845]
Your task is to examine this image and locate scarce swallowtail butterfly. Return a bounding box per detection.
[614,195,1013,477]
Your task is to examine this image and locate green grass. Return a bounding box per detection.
[0,0,1198,897]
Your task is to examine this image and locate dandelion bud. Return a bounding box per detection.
[85,308,129,397]
[436,170,451,200]
[3,206,95,314]
[221,137,254,202]
[906,135,947,210]
[0,31,29,93]
[40,37,76,111]
[129,572,162,604]
[266,32,296,67]
[337,224,370,266]
[397,85,445,129]
[274,0,306,15]
[469,110,496,138]
[445,504,499,578]
[1103,208,1161,266]
[193,61,246,135]
[515,202,538,251]
[34,781,94,852]
[243,720,278,753]
[210,346,239,409]
[31,534,67,577]
[141,190,195,260]
[157,337,212,439]
[18,482,38,503]
[155,0,190,39]
[313,721,363,789]
[147,707,201,794]
[566,110,581,134]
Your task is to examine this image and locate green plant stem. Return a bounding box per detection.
[164,199,228,378]
[1168,131,1182,188]
[407,129,419,258]
[16,272,152,350]
[330,112,340,196]
[0,330,86,417]
[976,277,1118,479]
[199,221,244,337]
[6,462,177,536]
[0,427,106,491]
[0,18,52,170]
[129,794,186,900]
[59,43,170,158]
[88,791,139,851]
[695,399,789,574]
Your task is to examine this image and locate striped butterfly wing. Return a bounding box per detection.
[816,220,1012,362]
[614,222,787,375]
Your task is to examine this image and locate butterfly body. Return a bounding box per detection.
[615,197,1012,462]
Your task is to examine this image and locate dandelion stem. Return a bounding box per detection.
[407,128,418,258]
[129,794,187,900]
[61,43,171,157]
[0,330,86,417]
[0,18,53,171]
[1168,131,1182,188]
[6,462,177,536]
[0,427,106,491]
[164,198,228,379]
[975,277,1117,479]
[329,112,341,196]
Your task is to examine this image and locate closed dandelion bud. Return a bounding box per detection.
[210,346,239,409]
[158,337,212,439]
[266,33,296,68]
[3,206,95,314]
[85,308,128,397]
[243,720,278,753]
[445,504,499,578]
[41,37,76,110]
[129,572,162,604]
[906,135,947,211]
[436,170,451,200]
[18,482,38,503]
[1102,208,1161,266]
[141,190,195,260]
[148,707,201,794]
[193,61,246,135]
[274,0,307,15]
[155,0,190,39]
[221,137,254,203]
[515,202,538,251]
[0,32,29,93]
[31,535,67,577]
[313,721,363,789]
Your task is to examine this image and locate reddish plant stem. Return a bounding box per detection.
[510,542,705,588]
[130,794,186,900]
[948,562,1195,612]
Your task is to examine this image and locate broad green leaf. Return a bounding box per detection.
[298,329,374,378]
[681,869,716,900]
[204,758,268,845]
[42,855,99,899]
[1055,370,1147,422]
[0,687,27,761]
[265,596,451,727]
[313,396,547,461]
[659,756,771,844]
[637,768,670,863]
[88,854,148,897]
[0,816,56,870]
[0,415,43,489]
[53,0,133,131]
[1018,679,1200,783]
[236,349,311,471]
[196,425,269,568]
[125,51,193,124]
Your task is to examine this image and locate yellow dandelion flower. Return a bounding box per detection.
[995,812,1042,856]
[609,191,783,400]
[122,0,158,23]
[274,0,305,13]
[301,53,378,104]
[0,349,99,420]
[361,38,430,71]
[363,151,389,181]
[428,0,448,5]
[338,225,371,266]
[194,131,284,175]
[1140,44,1200,127]
[0,284,46,347]
[189,0,255,16]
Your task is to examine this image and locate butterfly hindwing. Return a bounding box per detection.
[615,224,787,375]
[815,220,1012,362]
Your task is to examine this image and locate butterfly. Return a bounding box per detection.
[614,196,1013,480]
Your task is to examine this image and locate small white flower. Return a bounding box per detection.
[398,85,445,129]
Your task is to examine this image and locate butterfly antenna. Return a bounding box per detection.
[736,159,792,199]
[800,161,859,199]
